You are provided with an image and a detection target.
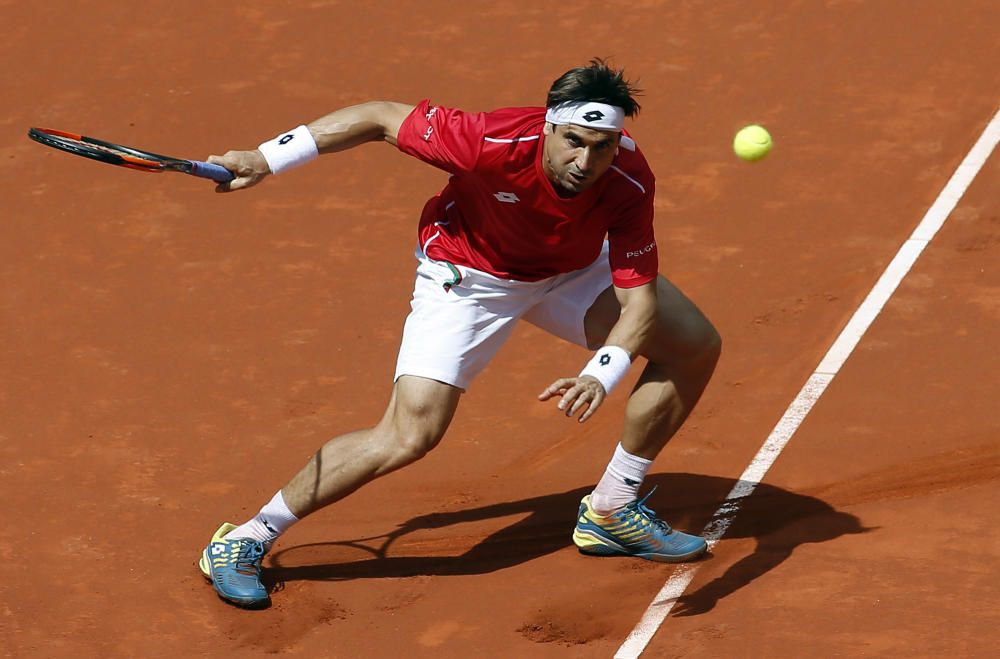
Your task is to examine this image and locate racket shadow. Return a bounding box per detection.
[266,486,591,585]
[264,471,870,611]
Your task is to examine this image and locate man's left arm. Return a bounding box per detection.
[537,280,657,422]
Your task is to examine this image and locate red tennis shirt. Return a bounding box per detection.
[396,100,658,288]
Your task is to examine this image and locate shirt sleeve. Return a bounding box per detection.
[607,180,659,288]
[395,99,485,175]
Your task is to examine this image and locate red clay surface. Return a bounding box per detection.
[3,2,999,657]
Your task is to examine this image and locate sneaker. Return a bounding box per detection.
[198,522,270,608]
[572,489,707,563]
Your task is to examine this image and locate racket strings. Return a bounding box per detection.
[30,128,169,170]
[26,127,224,178]
[62,136,132,158]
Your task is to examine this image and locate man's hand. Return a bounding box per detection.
[206,150,270,193]
[538,375,607,423]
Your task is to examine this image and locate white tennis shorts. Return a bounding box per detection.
[394,242,614,390]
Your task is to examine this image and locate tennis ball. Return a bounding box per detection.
[733,124,773,162]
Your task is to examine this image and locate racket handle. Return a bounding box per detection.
[189,160,236,182]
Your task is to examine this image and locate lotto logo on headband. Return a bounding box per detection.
[545,101,625,131]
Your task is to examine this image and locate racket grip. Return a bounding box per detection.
[189,160,236,182]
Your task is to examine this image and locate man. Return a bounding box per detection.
[200,59,721,608]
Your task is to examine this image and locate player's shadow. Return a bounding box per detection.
[267,472,872,615]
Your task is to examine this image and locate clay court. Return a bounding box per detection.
[3,2,999,656]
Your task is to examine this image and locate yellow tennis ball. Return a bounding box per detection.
[733,124,773,162]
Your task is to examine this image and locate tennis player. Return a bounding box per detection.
[199,59,721,608]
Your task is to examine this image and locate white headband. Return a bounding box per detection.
[545,101,625,131]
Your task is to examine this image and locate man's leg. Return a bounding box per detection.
[282,375,461,517]
[200,375,461,607]
[584,275,721,462]
[571,274,721,562]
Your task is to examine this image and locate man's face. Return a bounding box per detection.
[541,122,620,196]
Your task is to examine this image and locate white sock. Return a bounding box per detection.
[225,490,299,550]
[589,443,652,516]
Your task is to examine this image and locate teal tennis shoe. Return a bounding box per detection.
[573,490,707,563]
[199,522,270,609]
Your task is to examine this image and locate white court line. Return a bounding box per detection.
[615,106,1000,659]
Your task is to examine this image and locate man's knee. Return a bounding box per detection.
[697,318,722,367]
[378,376,460,467]
[649,311,722,374]
[388,424,447,464]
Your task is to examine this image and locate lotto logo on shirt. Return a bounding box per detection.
[626,242,656,258]
[493,192,520,204]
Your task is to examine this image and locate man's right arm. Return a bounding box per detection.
[207,101,415,192]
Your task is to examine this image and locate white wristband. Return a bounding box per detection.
[257,125,318,175]
[579,346,632,394]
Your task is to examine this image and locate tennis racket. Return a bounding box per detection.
[27,127,235,183]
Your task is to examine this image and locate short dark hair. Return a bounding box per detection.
[546,58,642,117]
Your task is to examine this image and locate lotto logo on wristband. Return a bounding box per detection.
[257,125,318,175]
[579,345,631,394]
